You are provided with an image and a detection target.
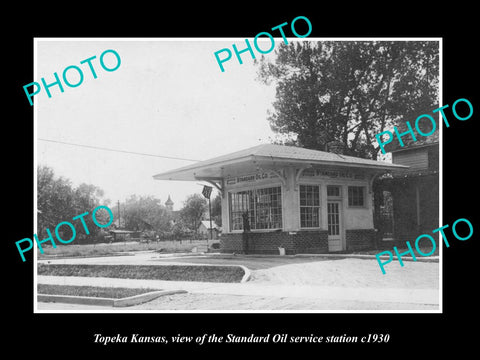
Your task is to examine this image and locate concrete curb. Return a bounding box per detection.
[38,289,187,307]
[38,253,135,261]
[238,265,251,283]
[38,294,114,306]
[293,253,440,262]
[113,290,187,307]
[214,252,439,262]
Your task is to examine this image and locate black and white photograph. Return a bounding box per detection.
[33,38,441,313]
[6,6,478,355]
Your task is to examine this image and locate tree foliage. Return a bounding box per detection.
[256,41,439,159]
[179,193,207,232]
[211,193,222,227]
[122,195,171,233]
[37,165,110,241]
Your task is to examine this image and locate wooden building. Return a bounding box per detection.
[198,220,221,239]
[375,119,439,244]
[153,144,406,254]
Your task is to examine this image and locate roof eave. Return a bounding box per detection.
[252,155,408,170]
[153,155,407,181]
[152,155,255,180]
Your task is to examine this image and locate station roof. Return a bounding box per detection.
[153,144,407,181]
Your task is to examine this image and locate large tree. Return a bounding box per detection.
[179,193,207,233]
[37,165,76,234]
[122,195,171,233]
[37,165,110,241]
[255,41,439,159]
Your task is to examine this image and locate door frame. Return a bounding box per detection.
[327,200,344,252]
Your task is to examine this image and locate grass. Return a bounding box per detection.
[38,263,245,283]
[153,254,333,270]
[355,244,440,257]
[37,239,219,259]
[37,284,158,299]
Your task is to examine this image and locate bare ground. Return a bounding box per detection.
[249,258,439,289]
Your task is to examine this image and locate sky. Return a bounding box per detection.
[36,39,279,210]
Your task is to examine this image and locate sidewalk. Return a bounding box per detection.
[37,275,439,306]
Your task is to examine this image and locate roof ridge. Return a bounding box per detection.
[153,143,407,180]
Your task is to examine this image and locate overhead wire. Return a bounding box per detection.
[38,138,201,162]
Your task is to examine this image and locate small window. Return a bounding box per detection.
[327,185,341,198]
[348,186,365,207]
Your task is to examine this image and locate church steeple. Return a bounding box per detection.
[165,195,174,211]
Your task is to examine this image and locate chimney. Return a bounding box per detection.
[327,140,345,155]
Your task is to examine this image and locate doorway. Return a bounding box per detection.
[327,201,343,251]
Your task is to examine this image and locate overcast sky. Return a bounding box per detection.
[36,39,278,210]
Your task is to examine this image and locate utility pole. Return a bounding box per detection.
[208,196,212,245]
[117,200,121,229]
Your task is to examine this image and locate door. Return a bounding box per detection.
[327,201,343,251]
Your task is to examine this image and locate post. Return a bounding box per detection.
[117,200,121,229]
[416,185,421,228]
[201,185,214,247]
[208,197,212,245]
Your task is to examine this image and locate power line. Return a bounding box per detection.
[38,138,201,162]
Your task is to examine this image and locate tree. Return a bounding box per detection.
[211,193,222,227]
[122,195,171,233]
[255,41,439,159]
[37,165,76,236]
[72,183,109,239]
[179,193,207,233]
[171,220,193,240]
[37,165,110,242]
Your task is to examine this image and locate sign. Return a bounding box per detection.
[202,185,213,199]
[301,169,365,180]
[226,172,273,185]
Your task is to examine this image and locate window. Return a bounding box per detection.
[327,202,340,236]
[229,191,253,231]
[229,187,282,231]
[327,185,341,198]
[300,185,320,228]
[348,186,365,207]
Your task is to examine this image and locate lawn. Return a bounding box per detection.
[37,239,218,259]
[155,254,334,270]
[354,244,440,257]
[38,263,245,283]
[38,284,158,298]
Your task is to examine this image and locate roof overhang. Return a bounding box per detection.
[153,154,408,182]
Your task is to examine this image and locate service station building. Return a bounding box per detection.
[153,144,406,254]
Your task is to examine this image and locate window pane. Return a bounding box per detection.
[348,186,364,206]
[230,187,283,230]
[327,186,340,197]
[300,185,320,228]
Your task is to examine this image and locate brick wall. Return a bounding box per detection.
[345,229,376,251]
[221,229,378,254]
[220,230,328,255]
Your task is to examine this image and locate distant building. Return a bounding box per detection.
[164,195,180,226]
[376,116,439,244]
[198,220,221,239]
[165,195,174,211]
